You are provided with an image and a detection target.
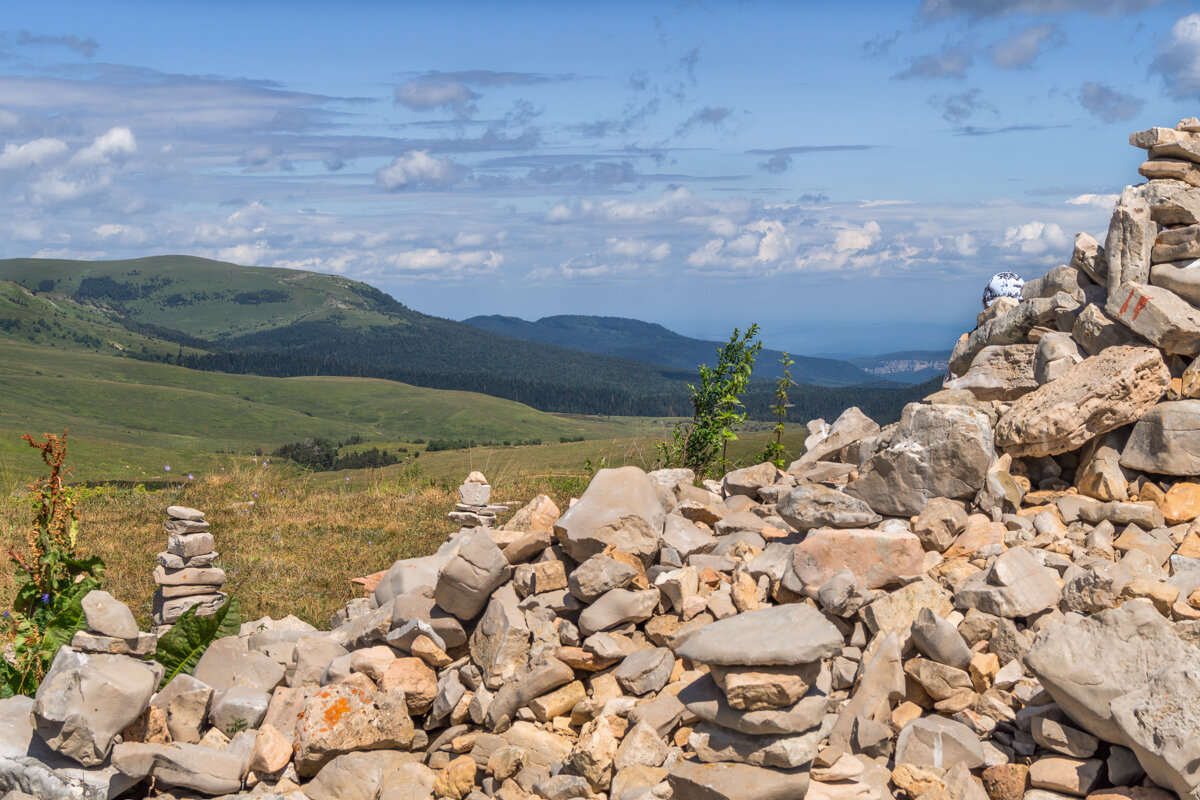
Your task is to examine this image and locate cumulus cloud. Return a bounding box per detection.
[989,24,1061,69]
[920,0,1161,19]
[385,247,503,278]
[1002,220,1070,255]
[1150,14,1200,100]
[1078,82,1144,123]
[1066,193,1121,207]
[606,237,671,260]
[0,137,69,169]
[894,46,973,80]
[71,126,136,166]
[376,150,462,190]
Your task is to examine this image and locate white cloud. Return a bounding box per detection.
[1151,13,1200,100]
[385,248,502,278]
[376,150,462,190]
[1066,193,1120,208]
[71,127,136,167]
[605,237,671,260]
[395,78,475,112]
[546,203,572,223]
[218,241,271,265]
[0,137,68,169]
[989,24,1059,69]
[93,223,145,244]
[1002,220,1070,255]
[834,221,881,253]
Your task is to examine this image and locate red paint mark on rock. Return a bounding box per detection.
[1120,288,1137,316]
[1132,296,1150,321]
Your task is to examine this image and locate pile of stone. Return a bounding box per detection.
[450,471,509,528]
[71,590,157,657]
[12,118,1200,800]
[153,505,229,631]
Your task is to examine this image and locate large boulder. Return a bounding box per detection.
[788,406,880,470]
[1106,282,1200,356]
[846,402,995,516]
[994,346,1168,458]
[434,528,512,621]
[294,684,415,776]
[111,740,251,796]
[1121,400,1200,476]
[944,344,1038,401]
[1024,600,1200,746]
[788,528,924,593]
[674,604,842,666]
[1104,187,1154,293]
[776,484,880,532]
[33,649,162,767]
[955,547,1062,618]
[553,467,665,563]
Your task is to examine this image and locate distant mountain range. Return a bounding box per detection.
[848,351,950,385]
[0,256,941,423]
[461,314,893,387]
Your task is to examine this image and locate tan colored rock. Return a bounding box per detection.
[790,528,924,592]
[994,346,1169,457]
[348,645,396,683]
[981,764,1029,800]
[709,662,821,711]
[1121,579,1179,616]
[379,656,437,714]
[969,652,999,692]
[1107,282,1200,356]
[893,763,947,798]
[566,715,619,790]
[1029,756,1103,796]
[529,680,586,722]
[1160,482,1200,524]
[1141,158,1200,189]
[502,494,561,532]
[249,722,292,774]
[1154,224,1200,264]
[294,684,414,776]
[411,635,452,668]
[435,755,478,800]
[945,345,1038,401]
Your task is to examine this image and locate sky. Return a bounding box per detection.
[1,1,1199,356]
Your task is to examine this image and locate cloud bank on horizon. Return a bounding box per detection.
[0,1,1196,353]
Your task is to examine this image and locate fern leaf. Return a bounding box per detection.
[153,596,241,689]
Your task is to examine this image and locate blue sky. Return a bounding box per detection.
[1,1,1198,355]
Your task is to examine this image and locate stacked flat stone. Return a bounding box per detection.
[153,505,228,628]
[70,589,156,656]
[448,471,507,528]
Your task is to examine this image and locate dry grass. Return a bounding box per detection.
[0,460,590,629]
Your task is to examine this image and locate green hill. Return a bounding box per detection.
[461,314,889,387]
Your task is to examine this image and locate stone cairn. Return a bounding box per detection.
[152,505,229,632]
[449,471,508,528]
[14,117,1200,800]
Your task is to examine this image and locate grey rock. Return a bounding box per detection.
[1122,400,1200,475]
[1035,333,1084,386]
[911,607,973,669]
[722,462,780,498]
[1110,662,1200,800]
[80,590,138,640]
[614,648,674,696]
[151,673,214,744]
[167,505,205,520]
[484,657,575,732]
[460,482,492,506]
[1073,303,1146,356]
[193,636,286,693]
[689,716,832,769]
[33,648,161,767]
[1150,258,1200,308]
[305,751,431,800]
[435,528,513,620]
[1141,179,1200,225]
[1070,231,1108,285]
[70,631,155,657]
[152,591,227,625]
[847,402,996,516]
[568,554,639,603]
[111,740,249,795]
[661,516,716,559]
[678,670,830,735]
[209,685,270,736]
[895,715,989,769]
[578,588,659,636]
[0,695,140,800]
[667,759,810,800]
[955,547,1062,618]
[469,584,531,690]
[816,569,873,618]
[776,483,880,532]
[674,603,842,666]
[945,344,1038,401]
[553,467,666,563]
[392,592,468,649]
[1106,281,1200,356]
[1024,599,1200,745]
[291,634,350,687]
[167,532,214,558]
[1105,187,1155,293]
[949,293,1081,376]
[1153,223,1200,263]
[789,407,880,470]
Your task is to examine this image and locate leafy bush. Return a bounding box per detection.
[154,597,241,689]
[658,324,762,478]
[762,352,795,468]
[1,432,105,697]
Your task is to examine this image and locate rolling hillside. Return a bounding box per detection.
[461,314,889,387]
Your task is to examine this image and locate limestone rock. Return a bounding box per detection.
[668,759,810,800]
[1106,282,1200,356]
[553,467,665,563]
[789,528,924,592]
[33,648,161,767]
[777,483,881,532]
[1105,188,1154,293]
[435,529,513,621]
[994,346,1168,457]
[294,684,415,776]
[847,402,996,516]
[80,590,138,639]
[1153,223,1200,264]
[1121,400,1200,475]
[674,603,842,666]
[945,345,1038,401]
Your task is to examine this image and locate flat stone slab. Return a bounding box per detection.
[673,604,842,666]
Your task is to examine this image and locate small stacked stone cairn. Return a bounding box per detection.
[70,589,156,657]
[152,505,228,630]
[448,471,507,528]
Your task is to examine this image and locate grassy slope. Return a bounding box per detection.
[0,341,659,484]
